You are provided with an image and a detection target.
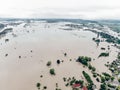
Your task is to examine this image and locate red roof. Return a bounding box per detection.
[72,84,81,88]
[82,86,88,90]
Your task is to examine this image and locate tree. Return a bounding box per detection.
[88,64,92,70]
[98,52,109,57]
[82,71,93,84]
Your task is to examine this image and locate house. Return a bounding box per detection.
[72,84,81,88]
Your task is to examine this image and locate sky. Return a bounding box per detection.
[0,0,120,19]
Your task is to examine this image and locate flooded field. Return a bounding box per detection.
[0,21,119,90]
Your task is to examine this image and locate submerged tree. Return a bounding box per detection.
[57,60,60,64]
[77,56,91,66]
[50,68,55,75]
[36,83,41,90]
[46,61,52,66]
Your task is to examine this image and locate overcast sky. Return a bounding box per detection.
[0,0,120,19]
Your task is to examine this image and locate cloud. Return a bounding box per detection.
[0,0,120,19]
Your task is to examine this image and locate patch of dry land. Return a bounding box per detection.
[0,20,120,90]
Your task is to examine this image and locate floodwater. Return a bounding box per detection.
[0,21,118,90]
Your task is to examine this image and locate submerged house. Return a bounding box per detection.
[82,86,88,90]
[72,84,81,89]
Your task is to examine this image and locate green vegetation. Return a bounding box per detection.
[50,68,55,75]
[88,64,96,71]
[102,72,111,77]
[88,64,92,70]
[98,52,109,57]
[77,56,91,66]
[63,77,66,82]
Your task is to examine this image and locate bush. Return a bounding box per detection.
[88,64,92,70]
[57,60,60,64]
[100,83,107,90]
[107,84,116,88]
[91,66,96,72]
[43,86,47,89]
[116,86,120,90]
[118,78,120,83]
[102,72,111,81]
[63,77,66,82]
[65,83,69,86]
[93,74,97,78]
[36,83,41,89]
[100,76,105,83]
[75,80,84,87]
[96,78,100,82]
[46,61,51,66]
[50,68,55,75]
